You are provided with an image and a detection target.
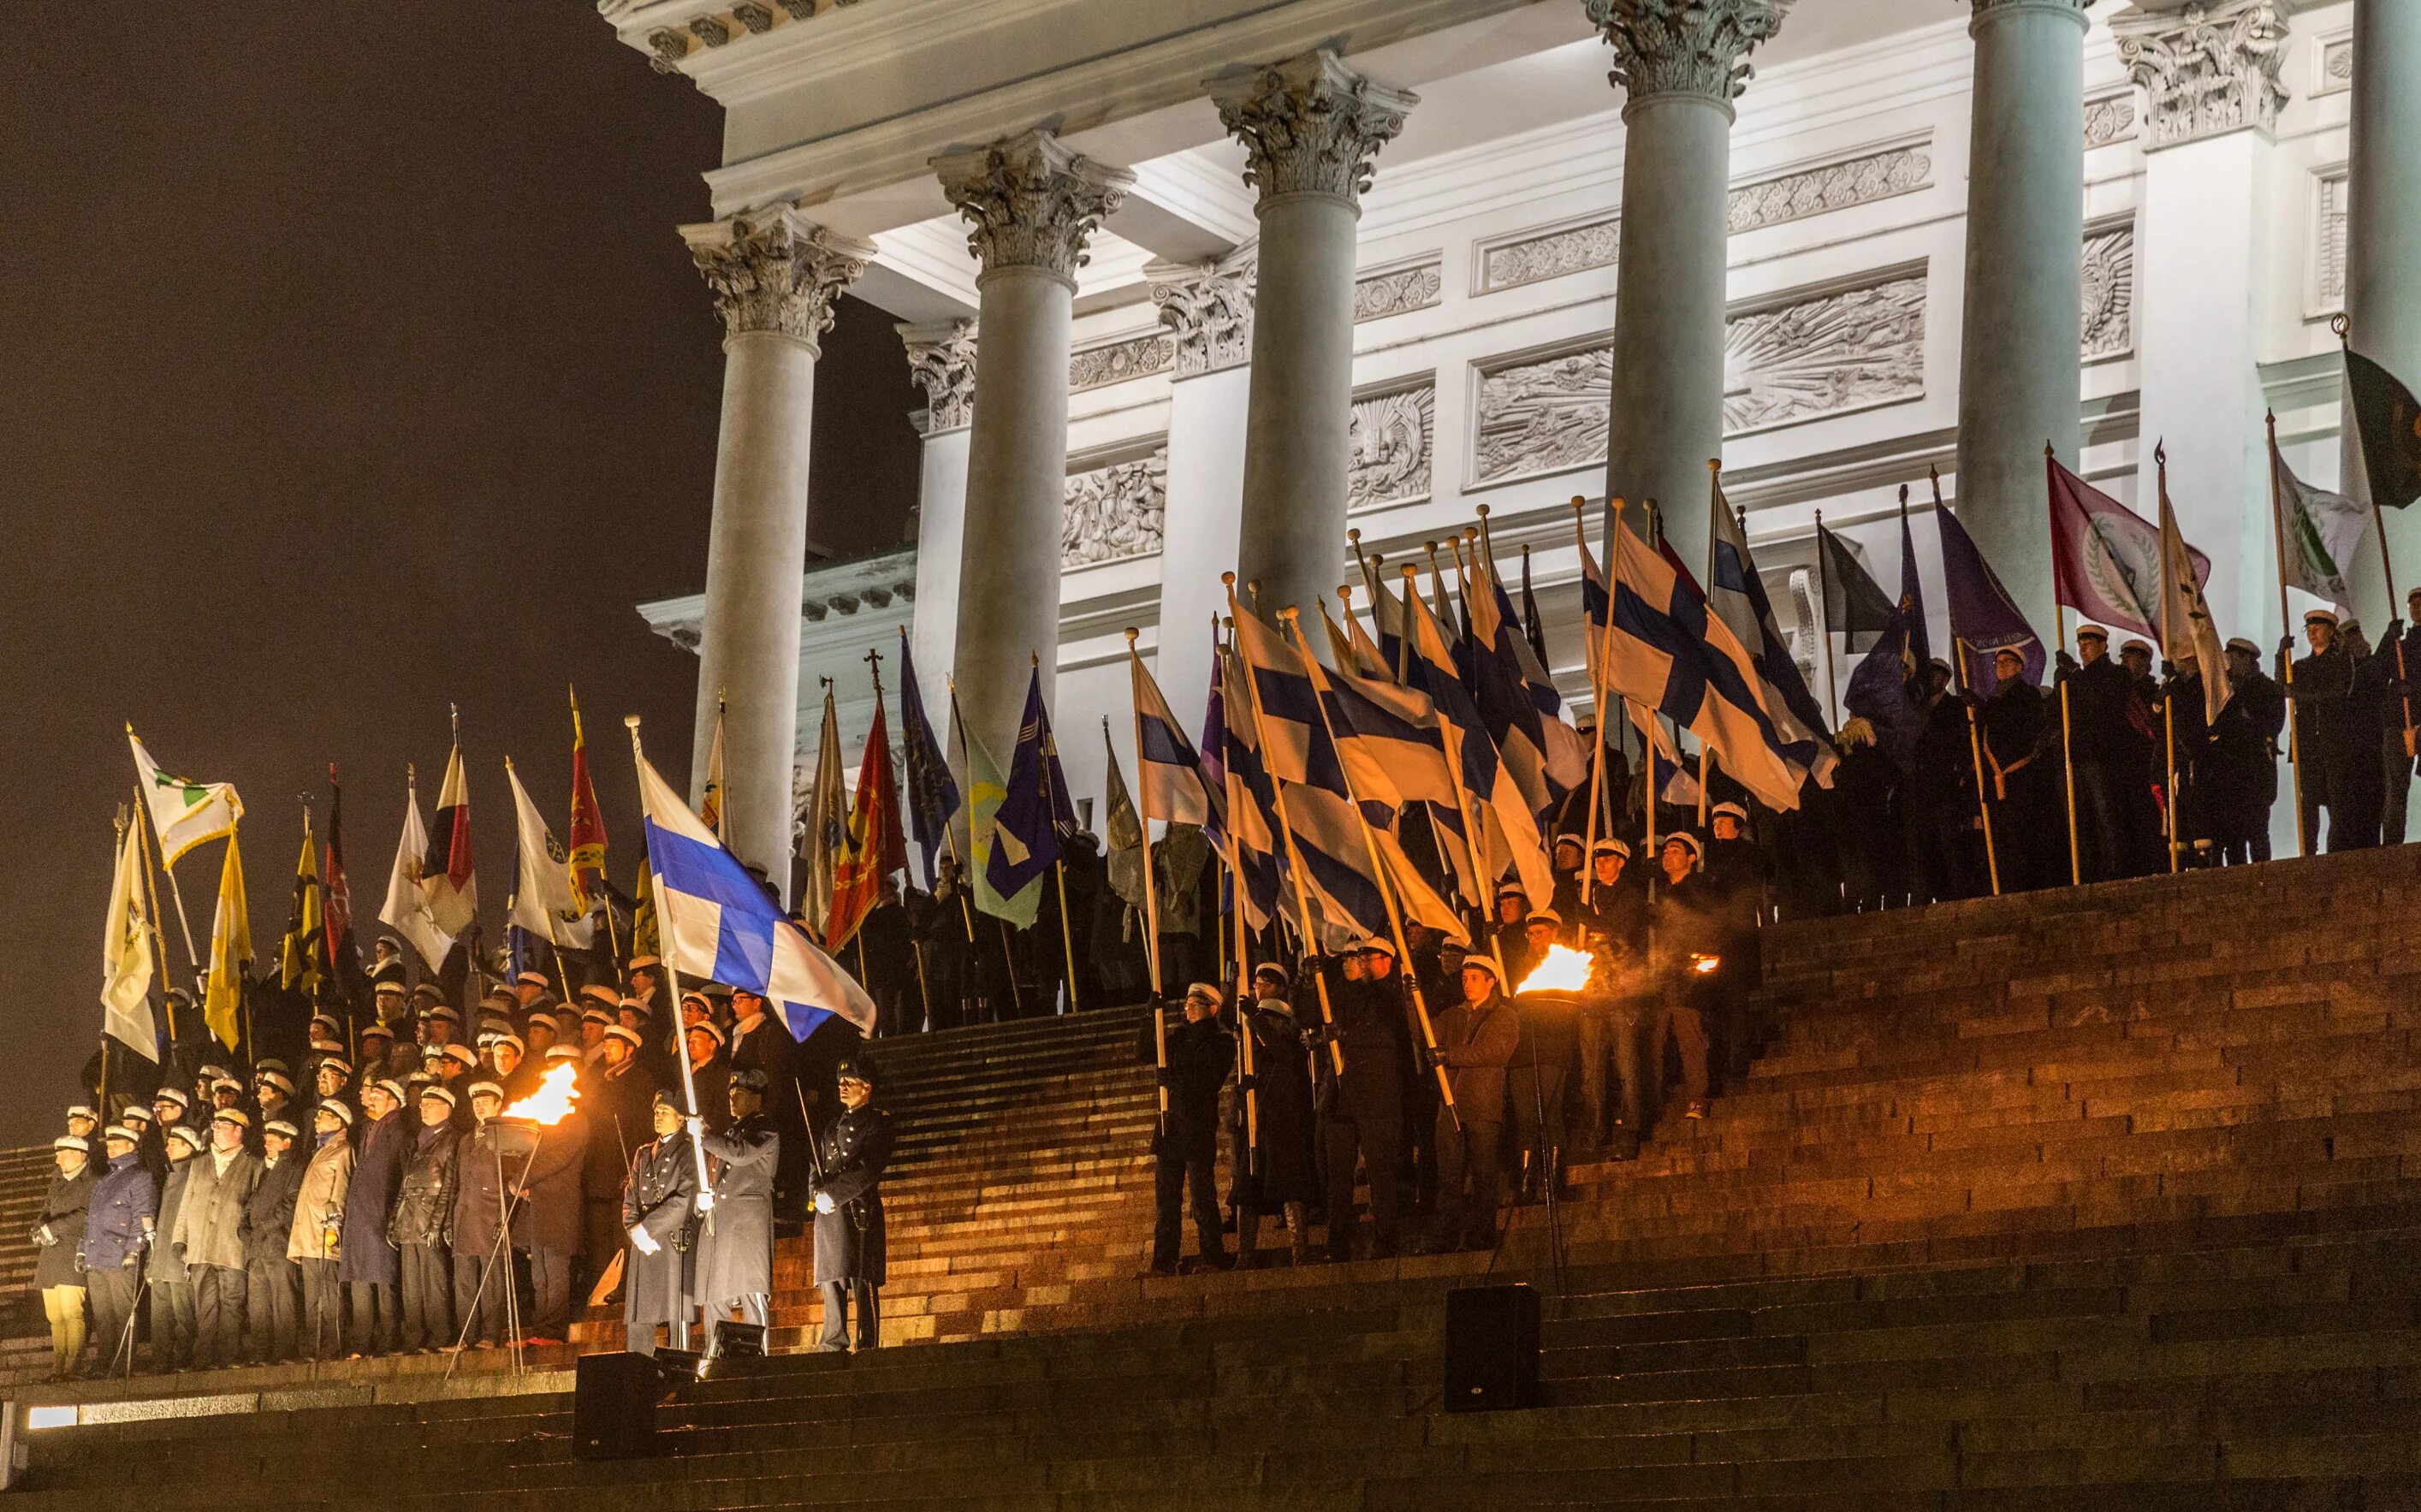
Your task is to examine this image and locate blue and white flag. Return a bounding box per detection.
[1403,580,1556,909]
[1466,545,1589,810]
[1216,643,1285,934]
[637,750,875,1038]
[1354,547,1409,677]
[1129,643,1221,829]
[1708,483,1837,787]
[1603,518,1803,813]
[1231,604,1347,792]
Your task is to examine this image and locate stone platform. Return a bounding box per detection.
[6,843,2420,1507]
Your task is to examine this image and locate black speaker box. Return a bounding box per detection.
[1443,1283,1540,1413]
[573,1351,662,1460]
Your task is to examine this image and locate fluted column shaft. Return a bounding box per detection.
[1956,0,2092,625]
[1210,51,1413,637]
[1590,0,1789,554]
[936,131,1130,758]
[2344,0,2421,627]
[681,208,872,900]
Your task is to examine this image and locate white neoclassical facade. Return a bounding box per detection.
[618,0,2419,885]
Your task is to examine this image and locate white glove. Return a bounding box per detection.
[36,1224,53,1246]
[695,1189,716,1215]
[685,1116,703,1137]
[812,1191,835,1215]
[628,1224,662,1257]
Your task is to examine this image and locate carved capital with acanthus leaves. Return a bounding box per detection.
[679,206,874,350]
[933,130,1131,288]
[1206,50,1415,210]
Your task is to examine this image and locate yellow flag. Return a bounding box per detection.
[203,828,252,1050]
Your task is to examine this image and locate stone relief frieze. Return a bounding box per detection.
[1723,271,1927,435]
[1475,347,1615,484]
[2317,173,2347,311]
[1348,383,1434,511]
[1355,261,1441,322]
[1063,448,1168,567]
[1480,217,1621,294]
[2081,222,2136,360]
[1727,143,1930,234]
[2084,92,2138,148]
[1069,332,1173,391]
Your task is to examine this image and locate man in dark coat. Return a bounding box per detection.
[390,1087,460,1353]
[1228,964,1318,1267]
[809,1058,892,1353]
[2282,609,2372,851]
[1575,839,1652,1156]
[339,1080,409,1356]
[727,988,808,1219]
[680,1023,733,1136]
[620,1091,700,1357]
[581,1027,654,1295]
[450,1084,511,1349]
[240,1118,306,1364]
[149,1124,200,1371]
[1908,665,1985,899]
[692,1067,780,1353]
[514,1093,589,1345]
[1978,649,2056,891]
[80,1126,157,1378]
[1423,955,1519,1253]
[1309,945,1411,1262]
[1138,983,1233,1276]
[35,1135,94,1380]
[1648,833,1726,1126]
[2210,637,2286,863]
[2056,626,2150,880]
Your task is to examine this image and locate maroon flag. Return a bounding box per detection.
[2047,457,2209,643]
[323,763,360,1000]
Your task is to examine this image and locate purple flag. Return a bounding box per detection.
[1936,503,2044,692]
[1197,626,1227,851]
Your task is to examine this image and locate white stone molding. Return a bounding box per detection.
[1148,257,1257,377]
[1206,50,1417,210]
[1354,258,1443,322]
[1723,268,1927,436]
[2084,91,2138,149]
[1062,447,1169,567]
[1726,139,1931,235]
[679,205,875,349]
[933,129,1131,285]
[2081,217,2136,360]
[1583,0,1793,112]
[2313,167,2348,315]
[1348,380,1436,511]
[2113,0,2289,148]
[2314,32,2352,96]
[900,318,978,431]
[1069,331,1173,391]
[1478,213,1622,295]
[1473,340,1614,486]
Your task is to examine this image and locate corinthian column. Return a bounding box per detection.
[1149,254,1256,705]
[935,130,1130,757]
[1588,0,1788,554]
[1955,0,2092,626]
[1208,50,1414,634]
[2343,0,2421,631]
[902,319,978,727]
[679,205,873,899]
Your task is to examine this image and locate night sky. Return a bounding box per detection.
[0,3,917,1146]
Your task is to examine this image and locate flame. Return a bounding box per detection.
[501,1063,581,1126]
[1515,944,1595,994]
[1690,952,1722,975]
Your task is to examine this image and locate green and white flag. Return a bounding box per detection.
[2270,437,2367,613]
[128,731,243,865]
[101,821,159,1061]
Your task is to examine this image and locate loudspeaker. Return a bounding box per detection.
[1443,1283,1540,1413]
[573,1351,662,1460]
[709,1319,767,1360]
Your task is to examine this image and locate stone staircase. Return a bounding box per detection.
[9,843,2421,1508]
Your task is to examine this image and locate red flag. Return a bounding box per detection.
[567,688,607,911]
[825,697,906,952]
[323,763,355,971]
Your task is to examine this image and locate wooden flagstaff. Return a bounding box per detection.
[1575,495,1610,910]
[1277,608,1457,1125]
[622,714,717,1201]
[2056,602,2083,885]
[1951,638,2003,897]
[1222,578,1345,1080]
[1399,563,1504,975]
[2264,411,2311,856]
[2153,445,2182,875]
[1124,629,1171,1133]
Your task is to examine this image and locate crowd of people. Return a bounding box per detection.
[34,952,892,1382]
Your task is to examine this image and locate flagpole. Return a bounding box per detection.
[1813,509,1842,728]
[2336,318,2417,756]
[1027,660,1083,1017]
[1951,640,2003,897]
[104,807,129,1115]
[2154,446,2183,875]
[1222,580,1345,1079]
[1576,496,1610,911]
[2056,607,2083,886]
[1123,633,1172,1131]
[131,782,184,1049]
[2264,412,2311,857]
[1211,707,1259,1174]
[1278,606,1457,1126]
[1401,564,1503,970]
[622,714,717,1207]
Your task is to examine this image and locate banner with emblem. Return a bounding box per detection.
[128,732,242,867]
[2047,457,2210,643]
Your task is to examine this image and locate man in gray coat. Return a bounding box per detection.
[1423,958,1519,1254]
[691,1067,780,1357]
[241,1119,306,1364]
[150,1124,201,1371]
[171,1108,263,1369]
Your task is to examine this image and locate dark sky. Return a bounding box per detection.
[0,2,917,1145]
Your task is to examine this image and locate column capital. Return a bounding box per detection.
[1146,253,1256,377]
[1206,50,1416,210]
[899,318,978,433]
[933,129,1132,287]
[2111,0,2288,149]
[1583,0,1791,113]
[679,205,875,349]
[1969,0,2093,19]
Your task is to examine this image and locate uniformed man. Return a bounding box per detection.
[391,1087,460,1353]
[150,1124,201,1371]
[35,1135,93,1380]
[289,1100,353,1363]
[1310,941,1412,1262]
[448,1082,510,1351]
[2281,608,2371,851]
[691,1067,780,1354]
[2159,651,2218,864]
[621,1090,700,1358]
[80,1125,157,1378]
[241,1118,305,1364]
[2056,626,2147,879]
[1423,955,1518,1253]
[340,1080,409,1356]
[1228,964,1317,1268]
[808,1059,891,1353]
[2210,637,2286,863]
[1979,647,2055,890]
[1138,982,1234,1276]
[1648,832,1724,1125]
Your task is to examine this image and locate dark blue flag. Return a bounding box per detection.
[895,631,960,888]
